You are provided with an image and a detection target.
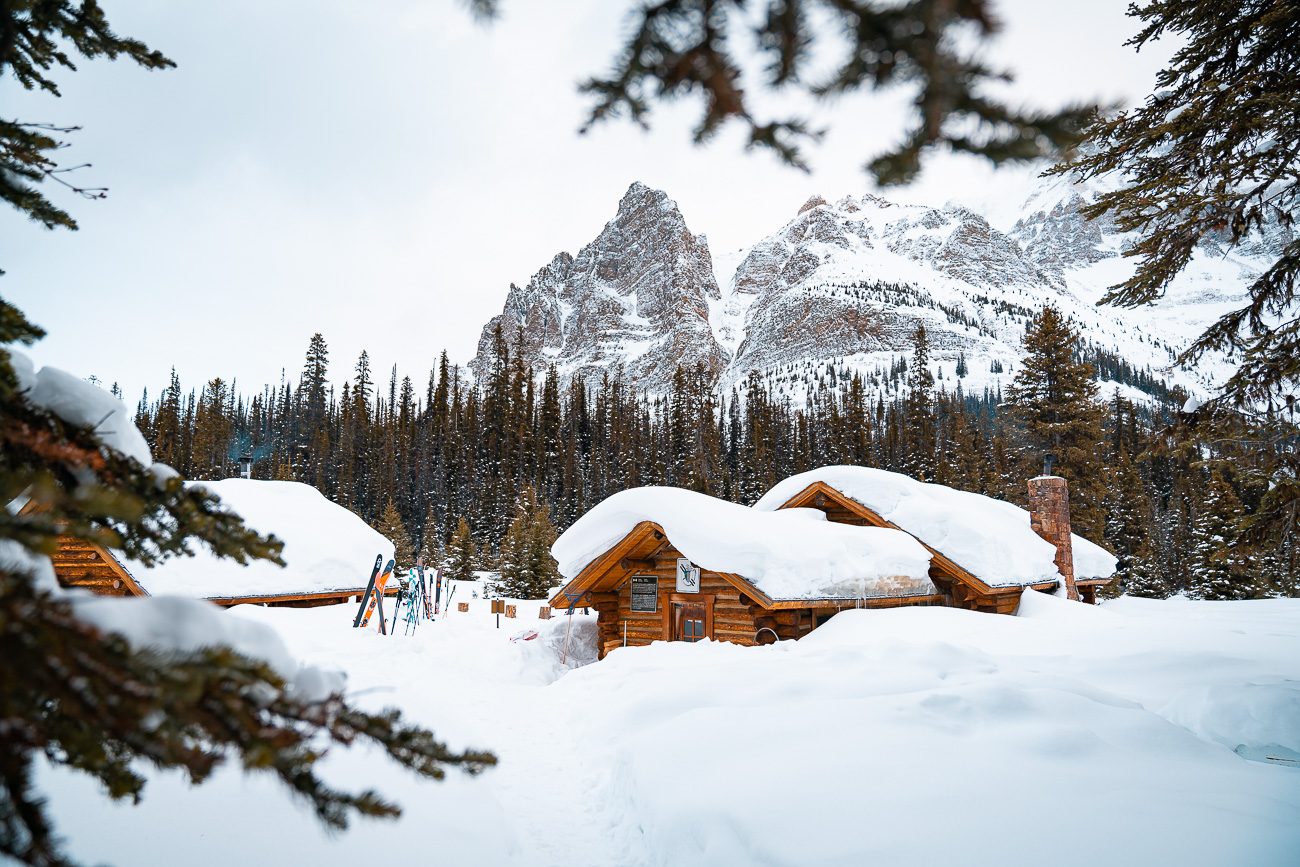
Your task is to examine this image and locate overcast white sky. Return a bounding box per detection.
[2,0,1172,403]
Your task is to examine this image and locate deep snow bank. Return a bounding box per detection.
[34,593,1300,867]
[549,593,1300,866]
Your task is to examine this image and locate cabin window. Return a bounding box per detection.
[674,601,707,642]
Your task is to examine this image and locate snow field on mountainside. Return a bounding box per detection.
[35,588,1300,867]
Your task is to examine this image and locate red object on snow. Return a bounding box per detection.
[509,629,540,644]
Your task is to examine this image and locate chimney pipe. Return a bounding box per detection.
[1027,473,1078,601]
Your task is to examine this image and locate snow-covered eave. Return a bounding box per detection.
[772,481,1068,592]
[196,585,394,605]
[78,536,382,604]
[550,519,929,609]
[551,520,767,606]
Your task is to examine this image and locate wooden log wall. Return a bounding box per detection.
[51,537,139,597]
[592,548,766,659]
[589,541,965,658]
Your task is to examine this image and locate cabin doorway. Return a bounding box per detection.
[674,601,705,642]
[670,596,712,642]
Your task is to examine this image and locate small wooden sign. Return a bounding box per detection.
[539,606,551,620]
[457,602,469,612]
[676,558,700,593]
[505,605,517,618]
[491,600,505,614]
[630,575,658,612]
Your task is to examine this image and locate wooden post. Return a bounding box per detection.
[539,606,551,620]
[1027,475,1079,601]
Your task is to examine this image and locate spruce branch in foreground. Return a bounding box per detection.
[0,293,496,867]
[1056,0,1300,560]
[472,0,1097,183]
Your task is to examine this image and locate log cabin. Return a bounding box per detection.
[550,468,1116,660]
[48,479,395,608]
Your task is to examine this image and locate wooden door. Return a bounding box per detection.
[674,601,707,642]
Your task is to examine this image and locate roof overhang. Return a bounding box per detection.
[550,520,780,610]
[548,518,953,611]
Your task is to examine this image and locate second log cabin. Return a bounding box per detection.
[48,479,395,608]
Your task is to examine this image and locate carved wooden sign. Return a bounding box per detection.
[676,558,701,593]
[630,575,658,612]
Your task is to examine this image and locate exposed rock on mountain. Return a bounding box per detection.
[474,171,1269,403]
[470,183,727,393]
[1009,192,1115,278]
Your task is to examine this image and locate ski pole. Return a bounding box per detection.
[391,582,407,637]
[443,585,456,622]
[561,604,575,665]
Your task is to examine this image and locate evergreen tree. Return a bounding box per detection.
[152,367,184,468]
[1106,445,1155,595]
[1253,537,1299,597]
[1189,470,1250,600]
[903,324,936,481]
[445,517,477,583]
[191,377,233,479]
[419,506,444,568]
[1005,307,1109,541]
[373,498,415,570]
[492,486,561,599]
[1064,1,1300,558]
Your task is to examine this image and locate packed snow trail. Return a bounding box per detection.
[34,589,1300,866]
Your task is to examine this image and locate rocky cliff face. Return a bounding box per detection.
[470,183,728,393]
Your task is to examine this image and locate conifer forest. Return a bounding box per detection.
[133,312,1295,601]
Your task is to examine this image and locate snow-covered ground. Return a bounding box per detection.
[36,587,1300,866]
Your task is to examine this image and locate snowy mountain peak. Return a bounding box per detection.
[470,182,727,391]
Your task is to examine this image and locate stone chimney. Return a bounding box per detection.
[1027,474,1078,601]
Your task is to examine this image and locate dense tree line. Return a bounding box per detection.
[134,311,1295,602]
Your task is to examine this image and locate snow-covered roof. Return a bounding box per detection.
[130,480,394,599]
[752,467,1117,586]
[551,487,935,602]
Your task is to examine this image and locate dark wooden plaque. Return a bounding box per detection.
[630,575,658,613]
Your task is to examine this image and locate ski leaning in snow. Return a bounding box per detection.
[352,554,384,628]
[418,558,433,620]
[358,559,396,633]
[401,568,425,635]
